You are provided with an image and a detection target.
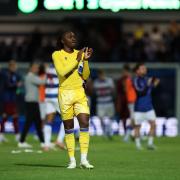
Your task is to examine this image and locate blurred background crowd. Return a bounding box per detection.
[0,20,180,63]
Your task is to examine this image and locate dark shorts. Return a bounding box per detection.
[3,102,18,115]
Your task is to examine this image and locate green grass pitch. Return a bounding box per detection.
[0,135,180,180]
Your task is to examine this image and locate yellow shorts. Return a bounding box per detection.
[58,87,90,120]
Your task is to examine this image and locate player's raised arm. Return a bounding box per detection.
[84,47,93,60]
[52,52,79,77]
[133,76,148,95]
[82,47,92,80]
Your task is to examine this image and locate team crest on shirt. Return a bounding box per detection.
[65,57,67,60]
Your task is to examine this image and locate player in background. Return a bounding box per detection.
[52,30,93,169]
[93,70,115,139]
[18,62,46,148]
[43,63,66,151]
[31,63,46,141]
[0,60,22,142]
[38,64,46,123]
[116,64,136,142]
[133,63,160,150]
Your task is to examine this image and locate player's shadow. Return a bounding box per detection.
[15,163,66,168]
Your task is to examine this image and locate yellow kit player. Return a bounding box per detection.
[52,31,94,169]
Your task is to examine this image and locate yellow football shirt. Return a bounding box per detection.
[52,49,90,90]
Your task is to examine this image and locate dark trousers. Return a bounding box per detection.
[20,102,44,143]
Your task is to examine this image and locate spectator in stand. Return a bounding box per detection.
[0,21,180,63]
[134,23,145,40]
[149,26,164,61]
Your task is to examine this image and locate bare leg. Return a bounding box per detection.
[149,120,156,137]
[134,125,142,149]
[147,120,156,149]
[0,114,8,142]
[43,112,56,150]
[77,113,89,128]
[55,121,66,150]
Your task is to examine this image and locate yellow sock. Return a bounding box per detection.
[79,128,89,161]
[65,129,75,161]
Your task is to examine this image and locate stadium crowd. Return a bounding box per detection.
[0,21,180,63]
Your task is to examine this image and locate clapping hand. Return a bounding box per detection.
[76,48,84,62]
[84,47,93,60]
[153,78,160,87]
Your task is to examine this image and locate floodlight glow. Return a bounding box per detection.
[21,0,180,12]
[44,0,84,10]
[87,0,99,9]
[75,0,84,10]
[98,0,180,11]
[18,0,38,13]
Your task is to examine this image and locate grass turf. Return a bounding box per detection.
[0,135,180,180]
